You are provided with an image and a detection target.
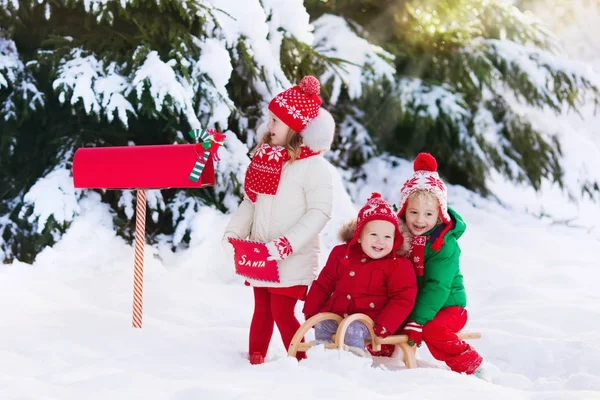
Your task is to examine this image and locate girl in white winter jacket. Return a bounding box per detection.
[222,76,335,364]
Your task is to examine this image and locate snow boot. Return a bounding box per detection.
[366,343,395,357]
[249,352,265,365]
[347,346,371,358]
[473,366,492,383]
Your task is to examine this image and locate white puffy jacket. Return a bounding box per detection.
[222,108,335,287]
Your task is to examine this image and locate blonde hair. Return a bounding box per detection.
[406,190,443,224]
[408,190,438,205]
[251,127,303,162]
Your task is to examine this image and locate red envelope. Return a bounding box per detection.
[228,238,280,283]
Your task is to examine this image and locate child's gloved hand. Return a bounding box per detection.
[265,236,293,261]
[402,321,423,347]
[373,323,391,338]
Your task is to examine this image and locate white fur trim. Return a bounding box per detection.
[265,240,282,261]
[301,108,335,152]
[255,121,269,144]
[254,109,335,152]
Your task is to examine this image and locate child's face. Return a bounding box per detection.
[358,220,395,260]
[405,195,440,236]
[267,112,290,147]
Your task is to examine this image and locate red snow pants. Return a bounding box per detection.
[422,306,483,374]
[249,286,307,362]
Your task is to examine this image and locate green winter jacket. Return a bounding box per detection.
[410,207,467,325]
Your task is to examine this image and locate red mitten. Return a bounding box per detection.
[402,321,423,347]
[373,323,391,338]
[265,236,293,261]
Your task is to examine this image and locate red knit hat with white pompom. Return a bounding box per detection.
[345,192,404,261]
[268,76,322,134]
[397,153,451,251]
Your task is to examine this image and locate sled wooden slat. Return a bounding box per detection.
[335,313,482,369]
[295,342,339,352]
[334,313,378,351]
[373,330,482,345]
[287,312,343,358]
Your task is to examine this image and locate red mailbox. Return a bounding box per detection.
[72,129,225,327]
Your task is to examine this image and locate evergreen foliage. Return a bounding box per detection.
[306,0,599,195]
[0,0,341,262]
[1,0,598,262]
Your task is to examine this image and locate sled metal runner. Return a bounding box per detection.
[288,313,482,369]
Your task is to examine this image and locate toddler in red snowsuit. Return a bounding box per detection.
[303,193,417,356]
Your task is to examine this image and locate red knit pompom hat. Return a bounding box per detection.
[397,153,451,251]
[345,192,404,260]
[268,76,322,134]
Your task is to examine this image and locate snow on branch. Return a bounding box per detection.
[2,80,45,121]
[53,48,135,127]
[480,0,558,50]
[472,102,522,178]
[192,37,234,128]
[0,38,20,90]
[464,37,600,110]
[397,78,470,125]
[131,49,200,128]
[1,38,44,121]
[21,168,81,234]
[337,114,376,163]
[312,14,396,104]
[167,191,199,247]
[262,0,312,45]
[203,0,291,101]
[0,0,18,10]
[79,0,208,24]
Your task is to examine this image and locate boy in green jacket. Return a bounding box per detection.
[397,152,490,382]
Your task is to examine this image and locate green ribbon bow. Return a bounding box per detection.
[188,128,212,182]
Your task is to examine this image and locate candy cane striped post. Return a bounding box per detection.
[132,189,147,328]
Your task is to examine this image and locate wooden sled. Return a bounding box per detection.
[288,312,482,369]
[336,313,482,368]
[287,312,343,358]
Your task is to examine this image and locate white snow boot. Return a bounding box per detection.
[473,366,492,383]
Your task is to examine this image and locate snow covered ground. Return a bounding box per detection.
[1,164,599,400]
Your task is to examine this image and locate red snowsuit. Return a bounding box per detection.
[303,243,417,334]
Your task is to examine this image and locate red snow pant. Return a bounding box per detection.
[249,286,307,362]
[422,306,483,374]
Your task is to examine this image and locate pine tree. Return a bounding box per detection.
[306,0,600,196]
[2,0,598,263]
[0,0,346,262]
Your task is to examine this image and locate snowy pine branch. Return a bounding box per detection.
[461,38,600,111]
[130,47,200,128]
[0,38,44,121]
[312,14,395,104]
[53,48,135,127]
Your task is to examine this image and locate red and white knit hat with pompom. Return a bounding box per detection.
[397,153,451,248]
[345,192,404,260]
[268,76,322,134]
